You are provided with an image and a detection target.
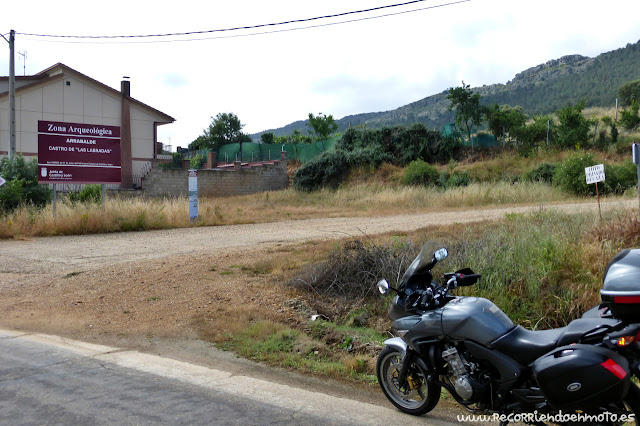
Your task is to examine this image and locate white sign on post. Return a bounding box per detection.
[585,164,605,185]
[0,176,5,187]
[188,170,198,223]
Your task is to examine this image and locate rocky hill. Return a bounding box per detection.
[255,40,640,139]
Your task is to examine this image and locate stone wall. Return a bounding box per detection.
[142,159,289,197]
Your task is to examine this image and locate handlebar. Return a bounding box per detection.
[446,271,482,289]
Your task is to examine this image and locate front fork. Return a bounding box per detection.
[398,350,418,390]
[384,337,422,390]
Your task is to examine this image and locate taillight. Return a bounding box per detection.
[613,295,640,304]
[614,335,635,347]
[611,330,640,347]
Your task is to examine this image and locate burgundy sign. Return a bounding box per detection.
[37,120,121,184]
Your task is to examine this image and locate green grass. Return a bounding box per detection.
[209,317,384,382]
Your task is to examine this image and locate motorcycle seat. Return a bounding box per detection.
[491,317,620,365]
[556,317,619,346]
[491,325,567,365]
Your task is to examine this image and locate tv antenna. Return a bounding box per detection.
[18,51,27,75]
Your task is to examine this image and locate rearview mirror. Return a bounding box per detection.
[377,279,389,294]
[434,248,448,262]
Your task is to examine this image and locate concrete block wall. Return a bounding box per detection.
[142,160,289,197]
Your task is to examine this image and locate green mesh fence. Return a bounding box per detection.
[214,136,338,164]
[441,123,498,148]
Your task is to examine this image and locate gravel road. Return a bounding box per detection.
[1,200,632,274]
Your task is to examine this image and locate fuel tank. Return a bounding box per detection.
[441,297,515,346]
[391,297,515,348]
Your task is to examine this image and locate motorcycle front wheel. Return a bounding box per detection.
[376,346,441,415]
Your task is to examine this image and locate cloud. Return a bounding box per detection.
[160,72,189,88]
[309,74,428,117]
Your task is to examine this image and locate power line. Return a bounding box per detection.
[16,0,469,42]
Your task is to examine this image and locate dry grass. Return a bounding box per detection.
[1,181,595,239]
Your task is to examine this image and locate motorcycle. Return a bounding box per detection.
[375,244,640,425]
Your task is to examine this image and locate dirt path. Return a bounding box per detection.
[1,200,631,274]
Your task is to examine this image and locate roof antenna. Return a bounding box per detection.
[18,51,27,76]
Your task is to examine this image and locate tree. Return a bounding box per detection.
[513,115,554,149]
[484,104,528,141]
[620,101,640,131]
[0,155,52,212]
[601,116,619,144]
[446,81,483,144]
[260,132,275,144]
[307,113,338,140]
[556,101,592,148]
[275,129,313,145]
[188,112,248,151]
[618,80,640,106]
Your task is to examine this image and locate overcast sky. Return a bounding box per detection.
[3,0,640,150]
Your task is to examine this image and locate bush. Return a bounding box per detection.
[190,153,205,169]
[556,102,591,148]
[604,161,637,194]
[553,154,636,196]
[293,151,351,192]
[337,126,455,167]
[620,101,640,131]
[0,155,52,212]
[524,163,556,184]
[67,185,102,204]
[446,170,471,188]
[402,160,439,186]
[553,153,597,196]
[293,146,394,192]
[513,115,553,150]
[295,126,461,192]
[287,239,417,302]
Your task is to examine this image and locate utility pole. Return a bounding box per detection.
[8,30,16,160]
[546,120,550,149]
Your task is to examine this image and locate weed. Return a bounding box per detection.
[63,271,85,279]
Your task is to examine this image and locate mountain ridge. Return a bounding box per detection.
[253,40,640,139]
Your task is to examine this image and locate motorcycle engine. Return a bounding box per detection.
[442,345,486,402]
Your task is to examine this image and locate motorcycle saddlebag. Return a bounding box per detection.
[532,344,630,410]
[601,249,640,321]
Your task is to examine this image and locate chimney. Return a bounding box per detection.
[121,76,130,97]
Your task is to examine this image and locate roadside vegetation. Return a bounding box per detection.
[0,142,637,239]
[192,207,640,384]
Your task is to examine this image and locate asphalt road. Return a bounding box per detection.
[0,329,453,426]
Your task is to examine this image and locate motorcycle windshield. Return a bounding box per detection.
[399,243,439,288]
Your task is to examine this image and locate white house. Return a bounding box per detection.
[0,63,174,187]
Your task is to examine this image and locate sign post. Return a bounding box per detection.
[188,170,198,223]
[585,164,606,221]
[633,143,640,217]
